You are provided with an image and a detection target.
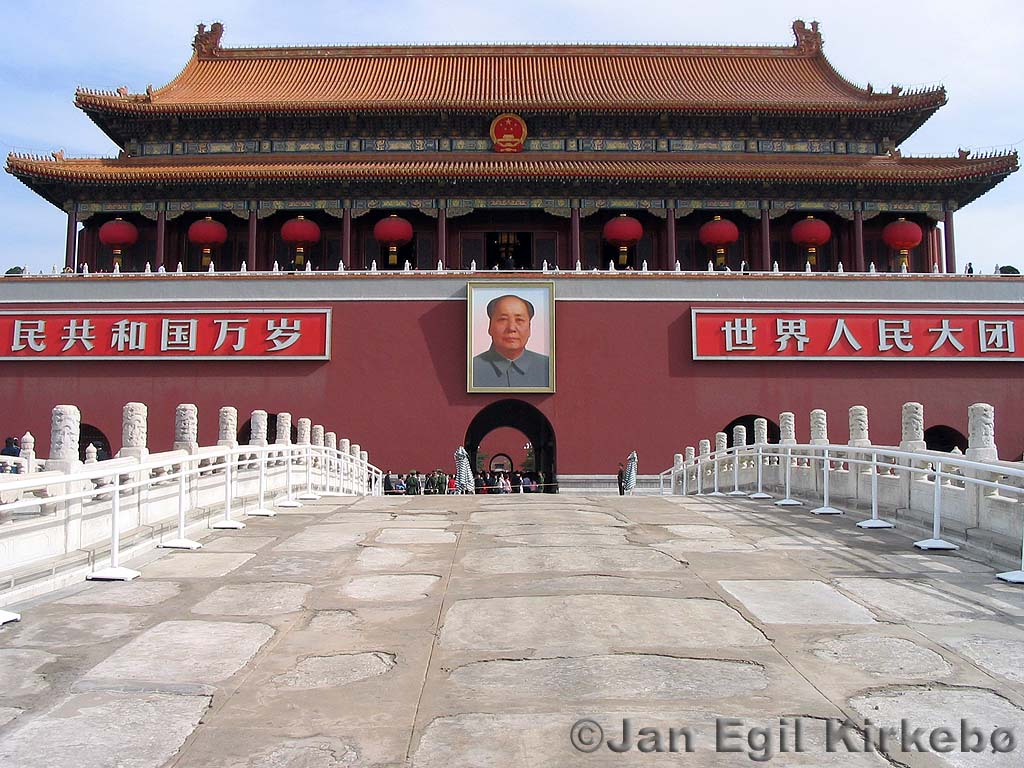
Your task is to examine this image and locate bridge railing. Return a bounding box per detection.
[0,403,382,620]
[659,402,1024,586]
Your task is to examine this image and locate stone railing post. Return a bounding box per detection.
[46,404,82,473]
[20,431,36,473]
[966,402,998,464]
[118,402,148,461]
[218,406,238,448]
[809,409,828,446]
[296,418,311,446]
[848,405,870,448]
[173,404,199,454]
[249,410,269,447]
[779,412,796,445]
[899,402,926,452]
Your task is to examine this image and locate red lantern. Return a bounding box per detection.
[602,214,643,266]
[698,216,740,266]
[98,217,138,267]
[188,216,228,267]
[882,218,923,269]
[373,215,414,266]
[281,215,321,266]
[790,216,831,267]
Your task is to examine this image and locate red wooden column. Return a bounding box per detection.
[570,206,581,267]
[437,208,447,268]
[853,209,865,273]
[759,207,771,271]
[155,208,167,270]
[64,203,78,271]
[943,208,957,274]
[342,207,352,268]
[247,209,258,271]
[665,208,677,269]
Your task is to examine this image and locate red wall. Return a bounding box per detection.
[1,299,1021,473]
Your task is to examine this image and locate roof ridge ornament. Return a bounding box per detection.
[193,22,224,58]
[792,20,822,53]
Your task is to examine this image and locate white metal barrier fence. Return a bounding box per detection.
[659,441,1024,586]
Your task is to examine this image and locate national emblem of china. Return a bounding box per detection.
[489,113,527,153]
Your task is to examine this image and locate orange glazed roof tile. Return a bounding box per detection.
[7,151,1017,186]
[74,21,945,117]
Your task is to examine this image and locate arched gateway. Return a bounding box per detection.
[465,400,556,492]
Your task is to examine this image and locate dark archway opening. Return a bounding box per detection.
[79,423,112,461]
[722,414,781,448]
[924,425,968,453]
[237,415,298,445]
[465,399,557,492]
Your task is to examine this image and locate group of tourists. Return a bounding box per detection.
[381,468,550,494]
[383,469,454,495]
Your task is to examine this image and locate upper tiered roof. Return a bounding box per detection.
[74,21,945,119]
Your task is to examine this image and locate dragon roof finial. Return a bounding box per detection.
[193,22,224,58]
[792,20,822,53]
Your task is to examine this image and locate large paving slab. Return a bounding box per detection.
[3,492,1023,768]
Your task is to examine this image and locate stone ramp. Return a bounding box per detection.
[2,493,1024,767]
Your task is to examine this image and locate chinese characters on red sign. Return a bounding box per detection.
[692,309,1021,361]
[0,310,331,360]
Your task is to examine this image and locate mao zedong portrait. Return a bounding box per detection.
[472,294,550,388]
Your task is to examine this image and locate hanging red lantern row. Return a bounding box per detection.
[602,214,643,266]
[698,216,739,267]
[790,216,831,267]
[373,215,414,266]
[281,215,321,267]
[187,216,228,267]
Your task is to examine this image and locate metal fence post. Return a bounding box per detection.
[915,461,958,550]
[811,448,842,515]
[88,471,141,580]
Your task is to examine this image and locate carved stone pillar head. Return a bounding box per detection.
[698,439,711,456]
[685,446,695,462]
[325,431,337,450]
[809,409,828,445]
[900,402,926,451]
[174,403,199,453]
[275,413,292,445]
[966,402,998,463]
[754,418,768,445]
[779,412,796,445]
[312,425,324,447]
[122,402,148,449]
[733,425,747,447]
[715,432,727,453]
[47,404,81,472]
[249,410,268,446]
[848,405,871,447]
[296,418,311,446]
[218,406,238,448]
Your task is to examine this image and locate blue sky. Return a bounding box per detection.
[2,0,1020,273]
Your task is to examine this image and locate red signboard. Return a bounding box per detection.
[692,309,1023,361]
[0,309,331,360]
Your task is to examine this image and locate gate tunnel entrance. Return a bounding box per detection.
[465,399,556,492]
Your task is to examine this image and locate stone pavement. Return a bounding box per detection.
[2,493,1024,767]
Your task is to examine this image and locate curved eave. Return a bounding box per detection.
[8,151,1016,189]
[75,92,947,119]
